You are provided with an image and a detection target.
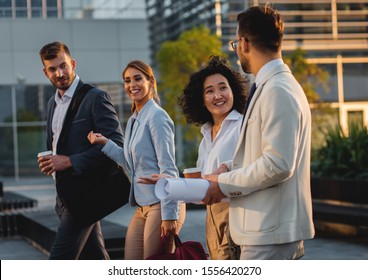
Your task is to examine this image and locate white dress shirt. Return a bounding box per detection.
[52,75,80,154]
[197,109,242,175]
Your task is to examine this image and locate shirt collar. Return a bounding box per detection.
[201,109,242,133]
[254,59,283,87]
[54,75,80,101]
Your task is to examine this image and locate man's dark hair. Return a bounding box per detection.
[39,41,71,63]
[178,56,249,126]
[237,4,284,53]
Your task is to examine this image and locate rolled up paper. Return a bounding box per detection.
[155,178,210,204]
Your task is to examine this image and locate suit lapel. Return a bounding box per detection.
[124,99,153,171]
[234,86,259,156]
[57,82,93,150]
[47,101,57,150]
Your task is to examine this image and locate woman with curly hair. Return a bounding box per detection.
[178,56,249,260]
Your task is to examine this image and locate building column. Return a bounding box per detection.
[336,55,347,133]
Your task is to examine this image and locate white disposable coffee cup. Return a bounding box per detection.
[183,167,202,178]
[37,150,53,157]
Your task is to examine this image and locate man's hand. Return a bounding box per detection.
[137,173,173,184]
[200,163,228,205]
[38,155,72,175]
[209,163,229,175]
[201,174,226,205]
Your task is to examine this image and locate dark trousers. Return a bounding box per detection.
[49,196,110,260]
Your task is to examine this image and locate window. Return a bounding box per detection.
[343,63,368,102]
[0,0,12,17]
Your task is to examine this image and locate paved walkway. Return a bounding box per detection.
[1,177,368,260]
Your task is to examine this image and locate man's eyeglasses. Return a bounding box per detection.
[230,39,240,51]
[229,37,249,52]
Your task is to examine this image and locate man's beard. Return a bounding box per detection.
[51,76,72,91]
[240,57,252,74]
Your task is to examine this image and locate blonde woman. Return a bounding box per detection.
[88,60,185,259]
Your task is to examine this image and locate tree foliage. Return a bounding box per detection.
[283,48,330,104]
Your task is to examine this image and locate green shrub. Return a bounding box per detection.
[311,123,368,179]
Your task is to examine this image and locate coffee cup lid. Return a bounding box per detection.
[37,150,53,157]
[183,167,201,174]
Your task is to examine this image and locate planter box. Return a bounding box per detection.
[311,177,368,204]
[311,177,368,236]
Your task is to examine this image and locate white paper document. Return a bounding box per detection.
[155,178,210,204]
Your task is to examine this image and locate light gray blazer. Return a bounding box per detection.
[219,64,315,246]
[102,99,179,220]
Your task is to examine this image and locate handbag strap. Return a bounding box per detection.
[159,234,182,251]
[174,234,183,248]
[58,83,94,146]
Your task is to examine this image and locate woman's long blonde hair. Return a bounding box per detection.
[122,60,160,112]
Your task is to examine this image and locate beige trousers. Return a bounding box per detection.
[206,201,233,260]
[124,202,186,260]
[240,240,305,260]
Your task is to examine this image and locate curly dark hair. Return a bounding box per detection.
[178,56,249,126]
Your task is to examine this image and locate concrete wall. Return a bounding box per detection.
[0,18,150,85]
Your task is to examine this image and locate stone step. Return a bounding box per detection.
[14,209,126,259]
[0,212,21,237]
[0,192,37,211]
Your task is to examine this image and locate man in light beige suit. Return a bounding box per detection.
[201,4,315,260]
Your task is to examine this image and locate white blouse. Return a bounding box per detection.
[196,109,242,176]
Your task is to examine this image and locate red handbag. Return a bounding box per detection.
[146,235,208,260]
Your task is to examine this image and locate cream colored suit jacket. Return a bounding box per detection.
[218,63,315,246]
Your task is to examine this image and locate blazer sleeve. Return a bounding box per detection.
[150,109,179,220]
[101,139,129,174]
[69,89,124,174]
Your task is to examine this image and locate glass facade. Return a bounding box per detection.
[146,0,228,64]
[343,63,368,102]
[0,84,56,177]
[0,0,145,19]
